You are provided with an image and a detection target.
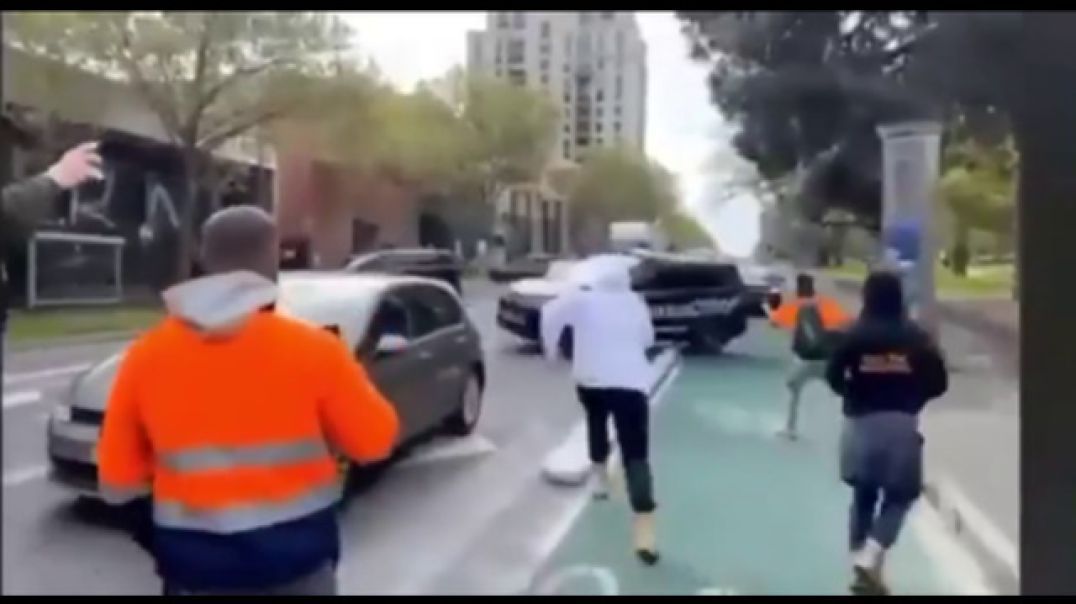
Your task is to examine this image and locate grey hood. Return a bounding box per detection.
[70,271,278,412]
[162,270,278,334]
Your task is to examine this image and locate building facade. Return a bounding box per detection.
[466,12,648,258]
[467,11,648,162]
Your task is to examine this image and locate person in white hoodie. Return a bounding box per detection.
[540,257,660,565]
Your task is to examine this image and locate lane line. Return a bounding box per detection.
[3,465,49,488]
[394,434,498,470]
[911,493,995,595]
[4,363,92,386]
[525,358,681,594]
[3,390,43,410]
[934,475,1019,578]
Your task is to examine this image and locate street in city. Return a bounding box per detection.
[3,280,997,595]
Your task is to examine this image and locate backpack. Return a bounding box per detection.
[792,302,834,360]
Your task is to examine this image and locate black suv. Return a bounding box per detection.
[346,249,464,293]
[498,251,771,355]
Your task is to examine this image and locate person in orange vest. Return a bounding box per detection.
[765,272,852,440]
[97,205,399,595]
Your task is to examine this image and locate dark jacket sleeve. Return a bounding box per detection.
[1,174,60,240]
[826,337,856,398]
[914,339,949,402]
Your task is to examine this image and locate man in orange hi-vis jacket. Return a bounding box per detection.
[764,272,851,441]
[97,206,399,595]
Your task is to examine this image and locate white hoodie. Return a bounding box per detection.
[540,260,655,394]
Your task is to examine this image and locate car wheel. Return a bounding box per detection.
[690,322,728,355]
[445,372,483,436]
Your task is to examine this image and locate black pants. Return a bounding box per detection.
[577,386,656,513]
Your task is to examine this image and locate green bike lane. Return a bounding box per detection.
[529,327,990,596]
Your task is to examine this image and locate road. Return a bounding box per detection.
[529,327,993,596]
[2,281,597,595]
[2,279,992,595]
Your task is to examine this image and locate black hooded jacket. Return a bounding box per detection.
[826,271,949,418]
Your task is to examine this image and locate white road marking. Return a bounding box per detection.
[911,492,995,595]
[934,475,1019,579]
[535,564,619,595]
[394,434,498,470]
[3,465,49,488]
[3,363,92,386]
[526,357,681,594]
[3,390,43,410]
[541,350,680,485]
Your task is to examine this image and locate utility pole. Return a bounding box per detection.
[878,120,942,336]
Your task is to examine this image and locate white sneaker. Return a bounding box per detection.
[591,464,611,500]
[851,540,888,595]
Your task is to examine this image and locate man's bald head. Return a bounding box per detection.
[200,205,278,280]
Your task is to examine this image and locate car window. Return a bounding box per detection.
[633,261,744,290]
[367,295,411,347]
[397,285,463,338]
[420,285,464,328]
[396,287,441,339]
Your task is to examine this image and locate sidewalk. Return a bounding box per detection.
[529,329,991,596]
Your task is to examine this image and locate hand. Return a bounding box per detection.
[46,141,104,190]
[765,291,783,310]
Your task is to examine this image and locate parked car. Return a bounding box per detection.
[497,250,768,355]
[47,272,485,499]
[487,253,556,283]
[346,248,463,293]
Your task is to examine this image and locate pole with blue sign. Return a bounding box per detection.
[877,121,942,336]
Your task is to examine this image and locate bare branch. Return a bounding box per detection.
[197,104,289,150]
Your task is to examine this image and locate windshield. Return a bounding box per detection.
[276,275,381,341]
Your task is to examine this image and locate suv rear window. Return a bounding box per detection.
[633,261,743,290]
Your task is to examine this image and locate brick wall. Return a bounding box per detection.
[274,147,421,269]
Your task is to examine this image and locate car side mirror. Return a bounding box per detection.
[375,333,409,358]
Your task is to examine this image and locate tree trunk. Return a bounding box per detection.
[175,147,200,283]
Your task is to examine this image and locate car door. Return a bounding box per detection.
[414,284,475,414]
[363,290,427,443]
[394,284,472,431]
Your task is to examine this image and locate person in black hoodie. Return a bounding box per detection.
[825,270,948,595]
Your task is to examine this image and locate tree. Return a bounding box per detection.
[680,11,1076,302]
[440,70,560,207]
[565,147,679,250]
[937,132,1017,275]
[4,11,355,281]
[678,11,935,230]
[660,210,715,250]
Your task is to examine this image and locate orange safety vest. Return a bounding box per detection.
[770,295,852,332]
[97,311,399,534]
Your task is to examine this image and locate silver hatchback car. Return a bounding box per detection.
[47,272,486,498]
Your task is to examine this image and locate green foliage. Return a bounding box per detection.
[567,147,679,225]
[660,210,715,249]
[937,135,1016,243]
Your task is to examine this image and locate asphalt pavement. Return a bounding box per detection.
[1,281,597,595]
[1,279,995,595]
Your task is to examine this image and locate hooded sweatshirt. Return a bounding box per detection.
[826,271,948,494]
[540,260,655,393]
[97,270,398,591]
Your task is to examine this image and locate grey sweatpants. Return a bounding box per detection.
[784,358,828,433]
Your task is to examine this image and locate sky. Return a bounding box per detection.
[337,11,761,256]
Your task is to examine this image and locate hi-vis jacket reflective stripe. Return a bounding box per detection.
[97,310,400,535]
